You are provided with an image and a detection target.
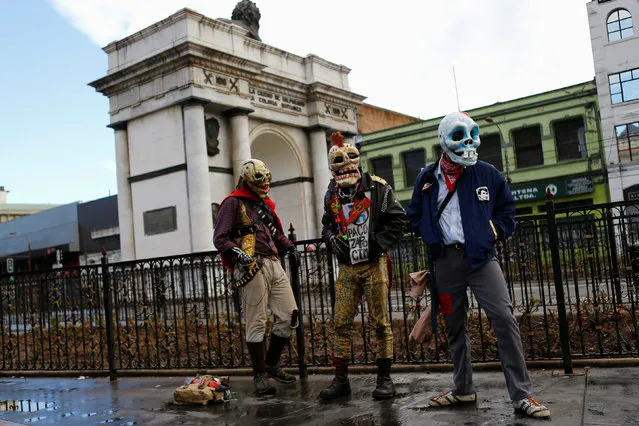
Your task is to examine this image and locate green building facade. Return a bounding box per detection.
[359,80,609,215]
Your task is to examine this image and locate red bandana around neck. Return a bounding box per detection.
[221,186,283,231]
[440,153,463,192]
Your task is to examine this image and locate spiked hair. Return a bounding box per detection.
[329,132,345,149]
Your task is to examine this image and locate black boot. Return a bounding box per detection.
[319,357,351,400]
[247,341,276,396]
[265,334,296,384]
[372,358,395,399]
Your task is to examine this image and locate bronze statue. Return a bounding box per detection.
[220,0,262,41]
[205,117,220,156]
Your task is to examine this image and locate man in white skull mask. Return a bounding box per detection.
[406,112,551,419]
[214,159,300,396]
[319,132,407,400]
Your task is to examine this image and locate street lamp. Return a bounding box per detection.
[8,232,31,272]
[484,116,511,184]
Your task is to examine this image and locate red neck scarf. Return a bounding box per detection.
[221,186,283,231]
[439,153,463,192]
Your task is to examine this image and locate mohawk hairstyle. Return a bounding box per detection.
[330,132,345,148]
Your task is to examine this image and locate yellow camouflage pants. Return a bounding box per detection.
[333,254,393,360]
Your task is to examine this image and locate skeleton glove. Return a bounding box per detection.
[228,247,254,265]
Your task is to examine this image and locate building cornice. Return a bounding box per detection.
[107,121,127,131]
[90,41,267,96]
[362,85,598,144]
[308,82,367,106]
[103,8,241,53]
[223,107,254,118]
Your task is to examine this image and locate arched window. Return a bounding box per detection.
[607,9,633,41]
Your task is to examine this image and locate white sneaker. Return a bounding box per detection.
[513,397,551,418]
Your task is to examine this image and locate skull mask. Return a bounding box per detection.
[438,112,481,166]
[328,132,361,187]
[240,159,271,198]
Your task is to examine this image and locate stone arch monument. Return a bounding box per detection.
[90,4,365,260]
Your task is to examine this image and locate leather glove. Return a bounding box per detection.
[226,247,254,265]
[329,235,351,264]
[285,245,301,265]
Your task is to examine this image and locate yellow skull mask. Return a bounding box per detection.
[328,132,361,188]
[240,159,271,198]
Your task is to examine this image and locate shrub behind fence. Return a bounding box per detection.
[2,200,639,374]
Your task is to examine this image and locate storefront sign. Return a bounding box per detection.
[510,177,593,202]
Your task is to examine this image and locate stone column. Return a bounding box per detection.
[309,125,332,234]
[225,108,254,183]
[109,122,136,261]
[182,99,214,253]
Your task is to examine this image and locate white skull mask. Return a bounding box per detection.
[328,132,361,187]
[438,112,481,166]
[240,159,271,198]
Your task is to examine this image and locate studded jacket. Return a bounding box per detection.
[321,172,408,264]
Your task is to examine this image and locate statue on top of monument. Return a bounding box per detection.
[220,0,262,41]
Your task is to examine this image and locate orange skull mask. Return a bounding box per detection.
[328,132,361,188]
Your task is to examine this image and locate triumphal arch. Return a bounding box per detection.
[90,1,364,260]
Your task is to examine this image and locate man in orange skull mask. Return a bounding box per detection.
[319,132,407,400]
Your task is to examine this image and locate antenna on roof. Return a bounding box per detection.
[453,66,461,112]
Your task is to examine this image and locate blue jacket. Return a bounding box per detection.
[406,160,515,270]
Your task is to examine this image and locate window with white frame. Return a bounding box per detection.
[609,68,639,104]
[607,9,633,41]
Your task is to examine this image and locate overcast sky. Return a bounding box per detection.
[0,0,595,204]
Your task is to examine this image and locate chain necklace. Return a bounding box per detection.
[337,184,358,202]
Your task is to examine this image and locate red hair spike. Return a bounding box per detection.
[330,132,345,148]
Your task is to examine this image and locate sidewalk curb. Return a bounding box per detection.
[1,357,637,378]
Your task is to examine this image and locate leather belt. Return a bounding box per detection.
[445,243,465,251]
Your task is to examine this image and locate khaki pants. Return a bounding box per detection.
[240,258,299,343]
[333,255,393,360]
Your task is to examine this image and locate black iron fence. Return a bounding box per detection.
[2,200,639,375]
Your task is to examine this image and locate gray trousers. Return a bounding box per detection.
[434,247,532,401]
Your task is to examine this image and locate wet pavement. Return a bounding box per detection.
[1,366,639,425]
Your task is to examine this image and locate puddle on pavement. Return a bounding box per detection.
[0,400,57,412]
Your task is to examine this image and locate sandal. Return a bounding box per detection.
[429,390,477,407]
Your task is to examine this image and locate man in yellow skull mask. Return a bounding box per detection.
[214,159,300,396]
